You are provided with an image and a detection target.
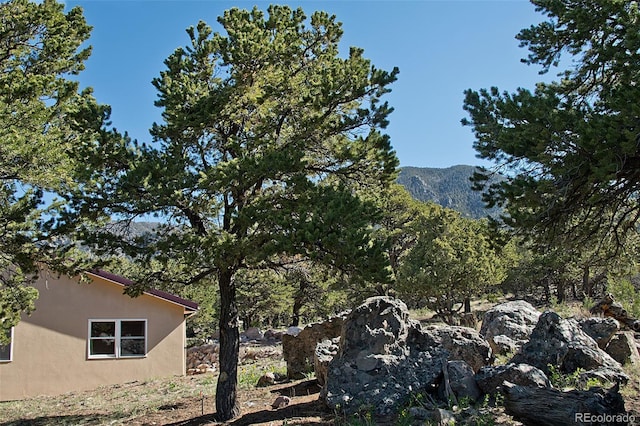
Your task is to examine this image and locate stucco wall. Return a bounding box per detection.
[0,270,187,401]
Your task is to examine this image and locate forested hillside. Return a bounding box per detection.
[397,165,501,219]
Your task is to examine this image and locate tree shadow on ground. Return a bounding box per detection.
[165,399,332,426]
[0,413,128,426]
[270,379,321,397]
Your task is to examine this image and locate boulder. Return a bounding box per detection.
[431,408,456,425]
[324,296,448,416]
[480,300,540,355]
[475,363,551,394]
[408,406,432,420]
[256,372,276,387]
[441,360,482,402]
[413,325,493,372]
[243,327,264,341]
[605,331,640,366]
[314,338,340,388]
[264,329,283,341]
[186,344,219,371]
[579,317,620,349]
[271,395,291,409]
[491,334,520,355]
[285,326,302,337]
[510,311,628,384]
[282,315,345,379]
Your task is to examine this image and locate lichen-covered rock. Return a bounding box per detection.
[510,311,628,384]
[579,317,620,349]
[475,363,551,394]
[491,334,520,355]
[414,325,493,372]
[442,360,482,402]
[480,300,540,355]
[324,296,448,416]
[315,338,340,388]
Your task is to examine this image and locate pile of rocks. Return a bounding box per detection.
[295,296,636,424]
[186,344,218,375]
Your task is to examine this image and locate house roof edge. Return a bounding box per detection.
[88,269,199,313]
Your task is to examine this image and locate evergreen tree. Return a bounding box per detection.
[77,6,398,420]
[396,207,505,322]
[0,0,109,340]
[463,0,640,250]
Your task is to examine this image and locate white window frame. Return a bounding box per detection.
[87,319,147,359]
[0,327,13,362]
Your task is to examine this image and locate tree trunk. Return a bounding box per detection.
[543,278,551,303]
[291,293,303,327]
[503,382,626,426]
[582,265,592,297]
[215,268,241,421]
[463,297,471,314]
[556,278,566,302]
[291,273,310,327]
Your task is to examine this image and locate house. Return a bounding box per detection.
[0,268,198,401]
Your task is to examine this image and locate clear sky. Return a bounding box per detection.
[65,0,551,169]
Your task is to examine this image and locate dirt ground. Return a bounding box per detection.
[0,373,334,426]
[129,378,333,426]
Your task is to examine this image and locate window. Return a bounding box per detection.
[88,320,146,359]
[0,328,12,362]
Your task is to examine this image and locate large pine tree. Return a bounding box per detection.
[77,6,399,420]
[463,0,640,249]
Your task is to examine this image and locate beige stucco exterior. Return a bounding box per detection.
[0,270,195,401]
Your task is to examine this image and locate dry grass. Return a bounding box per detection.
[0,374,219,425]
[0,347,332,426]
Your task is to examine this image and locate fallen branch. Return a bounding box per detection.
[502,381,626,426]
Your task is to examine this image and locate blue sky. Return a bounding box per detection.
[66,0,551,169]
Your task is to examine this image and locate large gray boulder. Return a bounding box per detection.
[579,317,620,349]
[323,296,448,416]
[442,360,482,402]
[475,363,551,394]
[413,325,493,372]
[510,311,628,384]
[480,300,541,355]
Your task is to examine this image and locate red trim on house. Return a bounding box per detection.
[88,270,199,312]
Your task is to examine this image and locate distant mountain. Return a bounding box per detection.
[397,165,502,219]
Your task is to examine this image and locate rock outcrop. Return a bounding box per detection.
[475,363,551,394]
[414,325,492,372]
[315,296,634,420]
[314,338,340,388]
[579,317,620,349]
[323,297,448,416]
[510,311,629,384]
[480,300,540,355]
[442,360,482,402]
